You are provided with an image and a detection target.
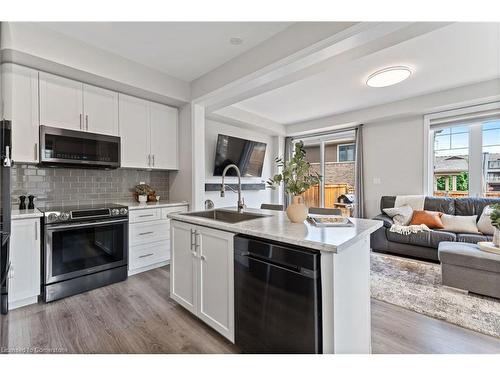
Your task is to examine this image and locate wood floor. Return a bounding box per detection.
[1,266,500,354]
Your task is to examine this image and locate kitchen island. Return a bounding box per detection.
[168,207,382,354]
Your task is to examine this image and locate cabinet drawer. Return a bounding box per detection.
[161,205,188,219]
[129,220,169,246]
[129,241,170,270]
[129,208,161,223]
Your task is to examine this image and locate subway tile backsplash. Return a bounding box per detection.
[11,164,169,208]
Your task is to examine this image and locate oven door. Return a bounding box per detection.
[45,218,128,284]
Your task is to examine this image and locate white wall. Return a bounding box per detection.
[363,116,424,218]
[205,119,277,209]
[0,22,190,105]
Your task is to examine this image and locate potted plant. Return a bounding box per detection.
[267,141,322,223]
[489,203,500,246]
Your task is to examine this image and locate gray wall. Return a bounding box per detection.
[363,115,424,218]
[11,164,170,209]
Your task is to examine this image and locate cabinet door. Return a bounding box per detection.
[119,94,150,168]
[170,220,197,314]
[9,219,41,308]
[149,102,178,169]
[197,226,235,342]
[2,64,39,163]
[83,84,119,136]
[39,72,83,131]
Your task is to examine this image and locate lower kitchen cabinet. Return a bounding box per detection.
[9,218,41,309]
[170,220,235,342]
[128,205,188,276]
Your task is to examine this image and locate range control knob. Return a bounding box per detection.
[111,209,120,216]
[47,213,59,222]
[59,212,70,221]
[119,208,128,215]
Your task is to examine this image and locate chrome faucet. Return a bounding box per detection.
[220,164,245,213]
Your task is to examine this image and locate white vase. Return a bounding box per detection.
[494,228,500,247]
[286,195,308,223]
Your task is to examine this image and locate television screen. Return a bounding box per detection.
[213,134,267,177]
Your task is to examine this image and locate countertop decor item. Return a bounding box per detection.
[134,183,156,203]
[27,195,35,209]
[489,203,500,247]
[18,195,26,210]
[267,141,321,223]
[478,241,500,255]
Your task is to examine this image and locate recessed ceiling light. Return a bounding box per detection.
[230,37,243,45]
[366,66,412,88]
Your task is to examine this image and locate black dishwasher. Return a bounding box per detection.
[234,235,322,354]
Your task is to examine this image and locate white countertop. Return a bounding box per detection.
[114,200,189,210]
[168,207,382,253]
[11,209,43,220]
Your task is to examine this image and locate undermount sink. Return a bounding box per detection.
[183,209,268,224]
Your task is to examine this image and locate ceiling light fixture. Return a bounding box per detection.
[230,37,243,45]
[366,66,412,88]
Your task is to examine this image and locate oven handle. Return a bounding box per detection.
[47,218,129,231]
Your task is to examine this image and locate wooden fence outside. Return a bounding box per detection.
[301,184,350,208]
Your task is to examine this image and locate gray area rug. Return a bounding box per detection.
[371,252,500,338]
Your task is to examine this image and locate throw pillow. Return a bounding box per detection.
[383,205,414,226]
[477,206,495,235]
[441,214,479,234]
[409,210,444,229]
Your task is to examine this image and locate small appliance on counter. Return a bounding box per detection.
[39,203,129,302]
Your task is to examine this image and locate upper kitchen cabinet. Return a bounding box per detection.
[39,72,84,131]
[149,102,178,169]
[119,94,179,170]
[1,64,39,163]
[119,94,150,169]
[83,84,119,136]
[39,72,119,136]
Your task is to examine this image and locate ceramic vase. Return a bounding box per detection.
[494,228,500,247]
[286,195,308,223]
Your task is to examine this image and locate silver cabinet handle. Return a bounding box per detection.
[85,115,89,131]
[190,228,195,250]
[138,231,154,236]
[152,154,155,167]
[34,143,38,161]
[195,230,200,250]
[139,214,154,218]
[139,253,154,259]
[80,114,83,130]
[148,154,151,167]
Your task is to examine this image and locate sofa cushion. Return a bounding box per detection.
[387,229,456,248]
[383,205,413,225]
[477,205,495,235]
[438,241,500,273]
[456,233,492,244]
[441,214,479,234]
[410,210,444,229]
[380,196,396,211]
[424,196,455,215]
[454,197,500,217]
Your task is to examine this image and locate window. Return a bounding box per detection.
[425,103,500,198]
[338,143,356,162]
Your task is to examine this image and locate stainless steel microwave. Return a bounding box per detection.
[39,125,121,168]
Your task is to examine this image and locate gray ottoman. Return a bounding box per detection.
[438,241,500,299]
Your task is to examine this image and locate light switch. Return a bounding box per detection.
[373,177,381,185]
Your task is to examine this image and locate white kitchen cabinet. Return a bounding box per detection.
[170,220,235,342]
[83,84,119,136]
[9,218,41,309]
[1,64,39,163]
[149,102,178,169]
[119,94,150,169]
[119,94,178,170]
[128,205,188,276]
[39,72,84,131]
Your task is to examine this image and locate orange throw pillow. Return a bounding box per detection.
[409,210,444,229]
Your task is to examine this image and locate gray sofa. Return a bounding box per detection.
[371,195,500,261]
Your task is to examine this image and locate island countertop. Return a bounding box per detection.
[168,207,382,253]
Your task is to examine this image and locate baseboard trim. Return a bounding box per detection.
[128,260,169,276]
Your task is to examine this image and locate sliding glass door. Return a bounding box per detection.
[294,131,356,216]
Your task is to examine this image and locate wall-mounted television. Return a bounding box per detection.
[213,134,267,177]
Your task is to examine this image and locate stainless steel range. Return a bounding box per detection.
[39,203,129,302]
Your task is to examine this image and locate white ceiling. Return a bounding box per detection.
[233,23,500,125]
[38,22,292,82]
